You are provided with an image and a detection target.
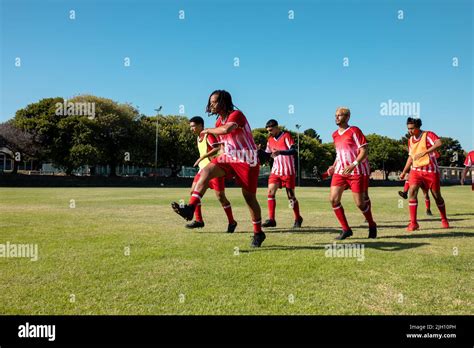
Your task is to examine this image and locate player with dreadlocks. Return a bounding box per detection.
[399,117,449,231]
[172,90,266,247]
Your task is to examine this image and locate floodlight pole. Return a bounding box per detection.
[296,124,301,187]
[154,106,163,178]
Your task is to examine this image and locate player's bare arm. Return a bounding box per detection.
[413,138,443,160]
[193,147,220,167]
[201,123,238,136]
[400,156,413,180]
[342,144,368,175]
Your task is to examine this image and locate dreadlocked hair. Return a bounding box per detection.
[206,90,238,115]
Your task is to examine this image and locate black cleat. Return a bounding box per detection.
[262,219,277,227]
[171,202,195,221]
[250,232,266,248]
[398,191,408,200]
[335,229,353,240]
[426,209,433,216]
[185,220,205,229]
[293,216,303,228]
[227,221,238,233]
[368,224,377,239]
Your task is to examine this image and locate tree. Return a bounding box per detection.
[142,115,198,176]
[366,134,406,178]
[0,122,39,173]
[304,128,322,143]
[438,137,465,167]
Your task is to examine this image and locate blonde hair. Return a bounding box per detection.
[336,107,351,117]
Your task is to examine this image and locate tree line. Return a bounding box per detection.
[0,95,467,177]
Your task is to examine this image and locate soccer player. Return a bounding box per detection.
[398,173,433,216]
[327,107,377,240]
[399,117,449,231]
[460,150,474,190]
[185,116,237,232]
[172,90,266,247]
[259,119,303,228]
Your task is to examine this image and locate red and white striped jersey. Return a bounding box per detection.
[464,151,474,167]
[266,131,296,176]
[332,126,370,176]
[215,110,258,166]
[408,131,440,173]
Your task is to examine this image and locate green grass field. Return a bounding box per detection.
[0,186,473,315]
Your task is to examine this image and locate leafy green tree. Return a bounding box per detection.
[366,134,406,178]
[304,128,322,143]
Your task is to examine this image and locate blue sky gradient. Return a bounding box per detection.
[1,0,472,149]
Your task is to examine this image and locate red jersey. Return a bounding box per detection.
[265,131,296,176]
[408,131,440,173]
[215,110,258,166]
[464,151,474,167]
[332,126,370,175]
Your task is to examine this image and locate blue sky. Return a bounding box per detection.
[1,0,472,149]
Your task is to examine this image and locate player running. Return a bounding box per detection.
[172,90,266,247]
[258,119,303,228]
[398,173,433,216]
[399,117,449,231]
[185,116,237,232]
[460,150,474,190]
[327,107,377,240]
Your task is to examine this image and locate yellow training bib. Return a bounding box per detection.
[197,134,212,170]
[409,132,430,168]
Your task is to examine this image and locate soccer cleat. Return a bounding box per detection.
[398,191,408,199]
[426,209,433,216]
[406,222,420,232]
[293,216,303,228]
[171,202,195,221]
[262,219,277,227]
[441,219,450,229]
[185,220,205,229]
[335,229,353,240]
[227,221,238,233]
[250,232,266,248]
[368,224,377,239]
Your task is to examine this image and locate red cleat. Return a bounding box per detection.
[441,219,450,229]
[406,222,420,232]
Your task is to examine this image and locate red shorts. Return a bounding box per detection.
[409,170,440,192]
[331,174,369,193]
[211,154,260,194]
[193,172,225,192]
[268,173,296,189]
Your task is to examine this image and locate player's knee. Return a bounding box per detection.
[330,197,340,206]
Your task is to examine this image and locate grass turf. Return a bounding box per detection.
[0,186,472,315]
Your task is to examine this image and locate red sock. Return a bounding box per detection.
[361,203,375,226]
[425,198,431,210]
[194,203,203,222]
[252,220,262,234]
[268,195,276,220]
[223,204,235,223]
[437,202,447,220]
[332,204,350,230]
[290,199,301,219]
[189,191,202,207]
[409,199,418,224]
[403,181,410,192]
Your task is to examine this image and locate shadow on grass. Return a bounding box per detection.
[376,231,474,239]
[241,241,429,253]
